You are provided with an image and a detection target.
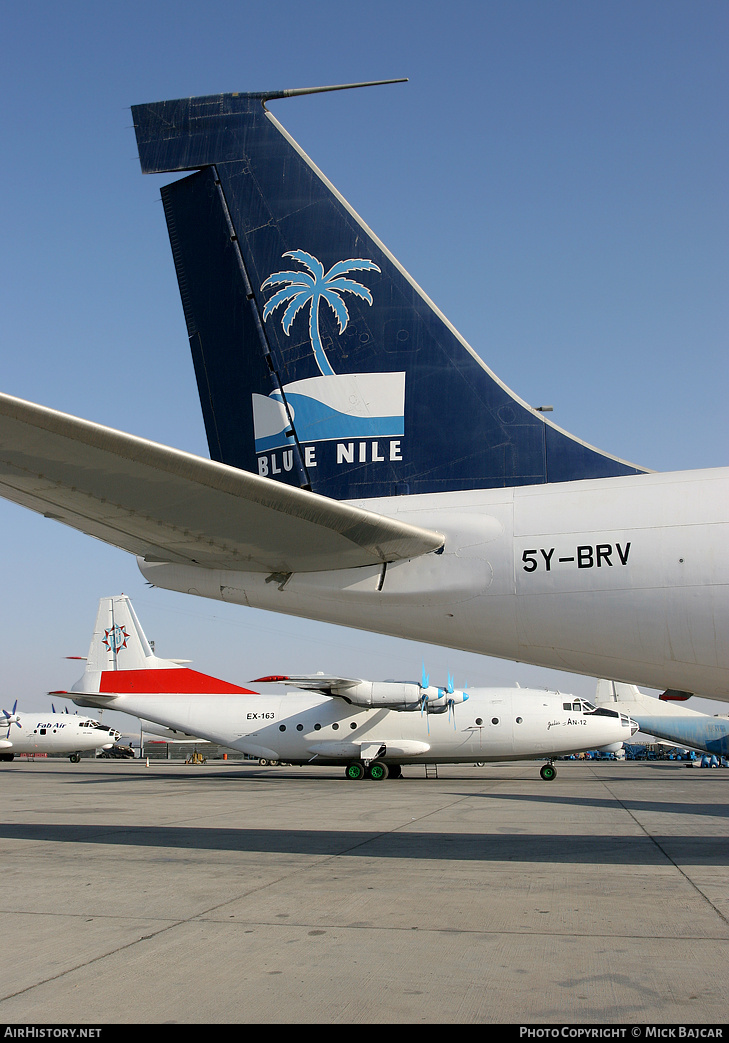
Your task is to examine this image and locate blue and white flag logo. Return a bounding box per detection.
[257,251,405,457]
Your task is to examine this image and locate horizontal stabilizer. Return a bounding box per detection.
[0,393,443,572]
[60,693,117,710]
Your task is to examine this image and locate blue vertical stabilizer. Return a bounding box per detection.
[132,87,646,499]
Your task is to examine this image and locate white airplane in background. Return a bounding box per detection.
[594,680,729,758]
[60,595,637,781]
[0,82,725,702]
[0,702,120,762]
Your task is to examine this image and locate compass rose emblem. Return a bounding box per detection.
[103,624,129,655]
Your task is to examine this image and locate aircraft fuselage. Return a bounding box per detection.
[0,714,120,759]
[139,466,729,701]
[72,688,634,765]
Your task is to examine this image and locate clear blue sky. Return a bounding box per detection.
[0,0,726,728]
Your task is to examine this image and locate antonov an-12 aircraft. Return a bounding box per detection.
[0,82,725,701]
[0,703,120,762]
[64,595,637,780]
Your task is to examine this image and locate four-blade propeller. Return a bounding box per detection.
[1,700,21,739]
[418,665,467,730]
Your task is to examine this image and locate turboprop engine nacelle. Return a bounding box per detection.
[255,674,469,713]
[336,681,468,712]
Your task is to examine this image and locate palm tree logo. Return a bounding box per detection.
[261,250,381,376]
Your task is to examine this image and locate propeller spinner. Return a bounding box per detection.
[1,700,21,738]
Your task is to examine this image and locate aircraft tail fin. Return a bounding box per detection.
[131,87,647,500]
[72,596,256,697]
[593,680,702,719]
[594,680,648,709]
[86,595,162,673]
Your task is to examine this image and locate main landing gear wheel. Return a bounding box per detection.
[540,763,557,781]
[367,761,389,781]
[345,762,366,780]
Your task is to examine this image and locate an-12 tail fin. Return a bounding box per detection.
[132,84,647,501]
[73,595,255,697]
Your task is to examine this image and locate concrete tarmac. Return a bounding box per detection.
[0,758,727,1025]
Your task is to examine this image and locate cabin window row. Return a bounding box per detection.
[274,716,527,731]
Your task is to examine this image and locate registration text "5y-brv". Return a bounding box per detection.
[522,543,631,572]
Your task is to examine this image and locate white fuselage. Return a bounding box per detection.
[139,467,729,702]
[74,689,634,765]
[0,714,120,757]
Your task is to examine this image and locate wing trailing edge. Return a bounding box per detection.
[0,393,443,573]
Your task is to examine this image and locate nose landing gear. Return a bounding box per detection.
[540,762,557,781]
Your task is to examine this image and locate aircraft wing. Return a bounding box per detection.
[0,393,443,573]
[253,674,361,691]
